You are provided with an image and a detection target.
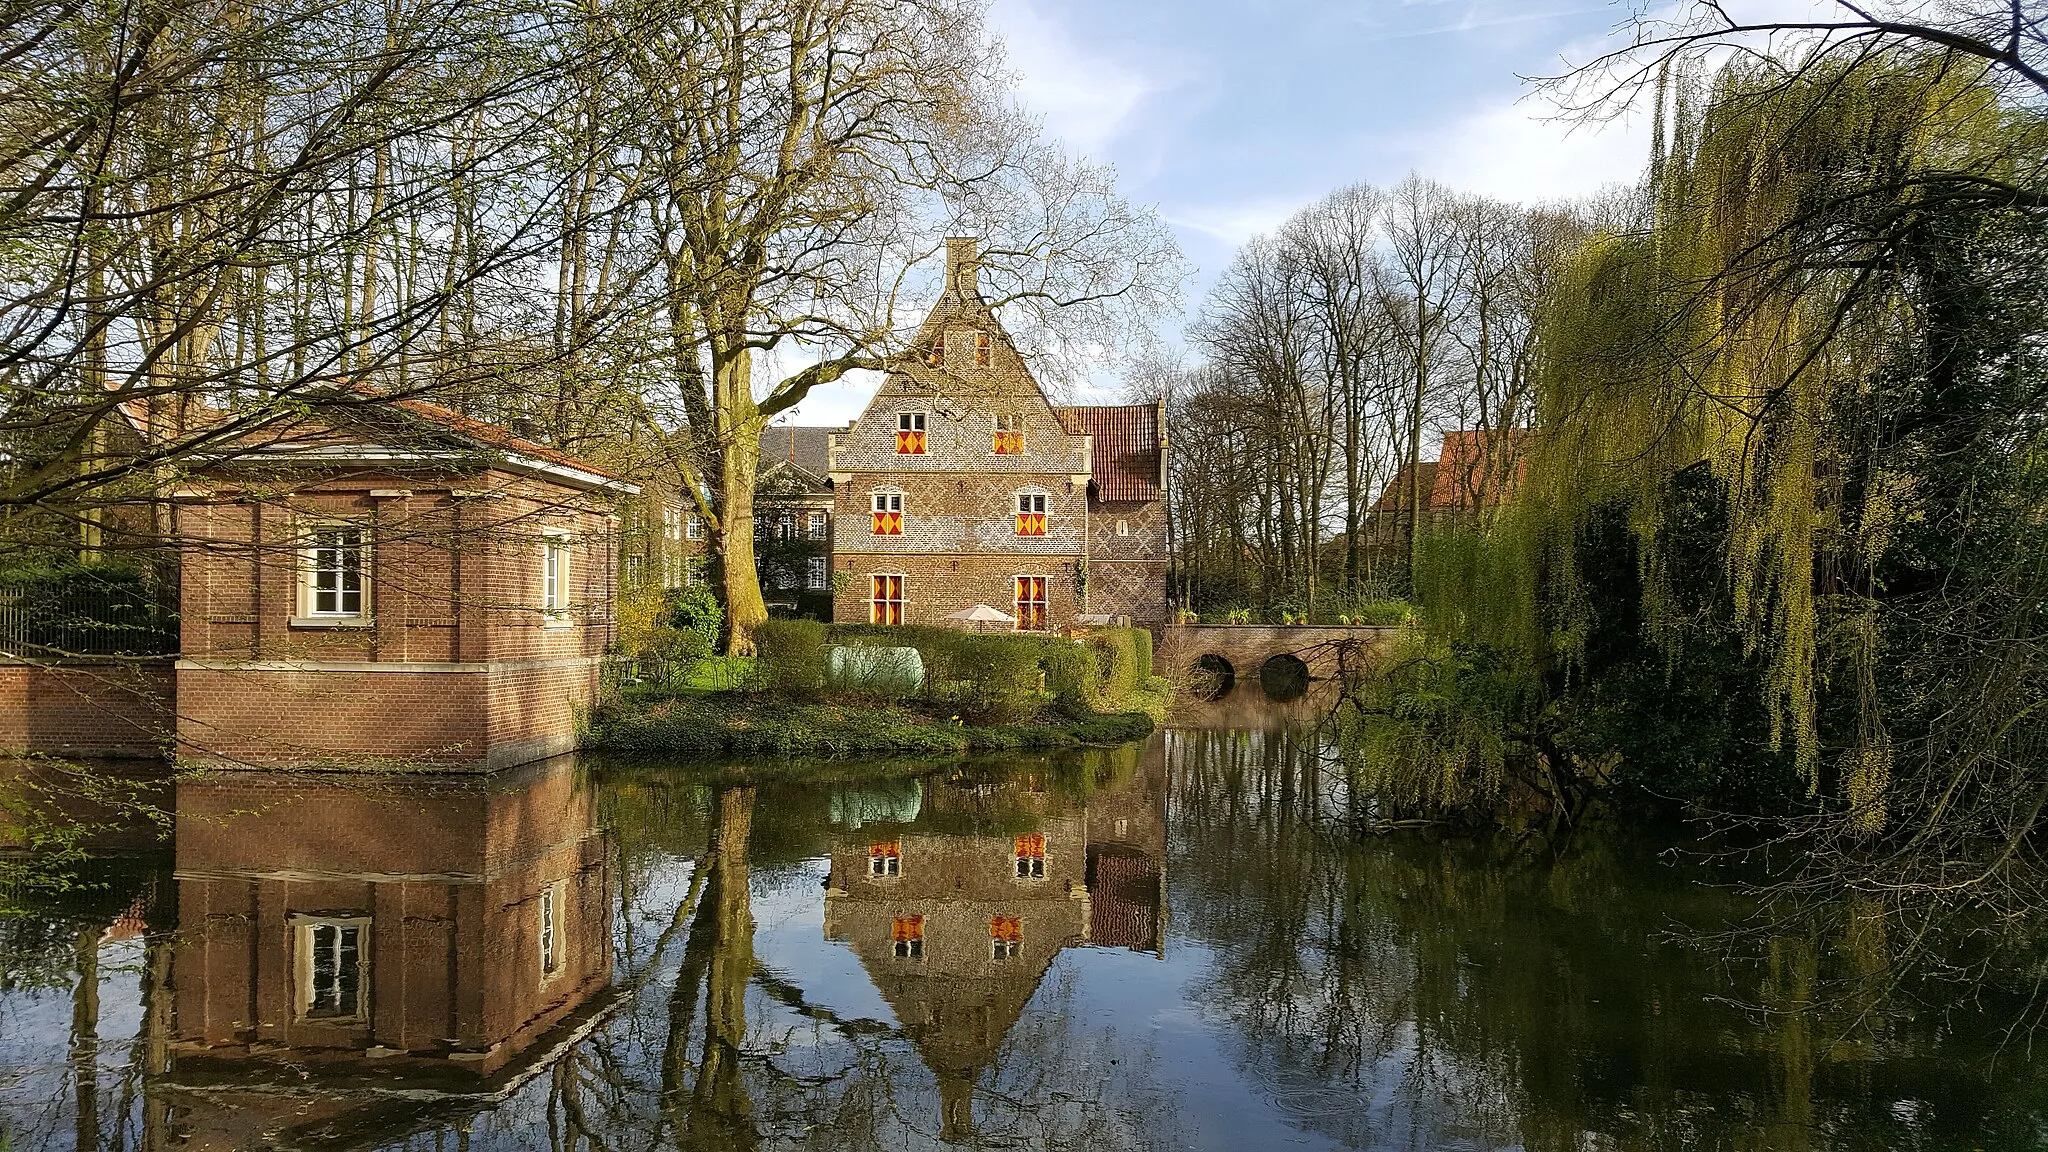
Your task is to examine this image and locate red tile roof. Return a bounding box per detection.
[387,396,625,481]
[1371,429,1528,513]
[1369,461,1441,513]
[1429,428,1529,510]
[1056,404,1163,503]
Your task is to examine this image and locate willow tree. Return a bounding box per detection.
[1446,49,2048,924]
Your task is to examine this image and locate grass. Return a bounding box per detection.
[586,693,1157,758]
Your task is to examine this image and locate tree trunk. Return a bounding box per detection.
[713,348,768,654]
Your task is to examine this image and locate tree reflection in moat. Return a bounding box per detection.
[1166,726,2048,1152]
[9,734,2048,1151]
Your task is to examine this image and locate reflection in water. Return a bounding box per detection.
[164,756,615,1147]
[6,728,2048,1150]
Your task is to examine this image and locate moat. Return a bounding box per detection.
[5,724,2048,1151]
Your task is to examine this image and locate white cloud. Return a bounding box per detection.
[1165,195,1313,247]
[1418,0,1847,204]
[988,0,1156,158]
[1424,98,1652,205]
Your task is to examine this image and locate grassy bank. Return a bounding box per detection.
[587,622,1170,758]
[588,694,1160,757]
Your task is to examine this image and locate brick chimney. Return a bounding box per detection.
[944,236,980,298]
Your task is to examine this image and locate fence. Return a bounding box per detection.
[0,570,179,658]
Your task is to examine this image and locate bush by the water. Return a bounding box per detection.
[594,622,1166,757]
[589,694,1156,757]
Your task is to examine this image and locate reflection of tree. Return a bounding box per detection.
[1167,727,2048,1152]
[663,785,759,1151]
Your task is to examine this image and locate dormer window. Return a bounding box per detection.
[994,414,1025,455]
[896,412,926,454]
[975,331,993,368]
[1015,491,1047,536]
[871,489,903,535]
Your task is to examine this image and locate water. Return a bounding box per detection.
[4,727,2048,1151]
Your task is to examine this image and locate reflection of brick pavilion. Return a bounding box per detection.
[823,738,1166,1140]
[157,755,613,1149]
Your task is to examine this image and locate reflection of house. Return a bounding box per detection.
[159,755,612,1149]
[827,238,1169,632]
[823,740,1166,1139]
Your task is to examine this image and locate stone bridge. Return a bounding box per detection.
[1157,624,1401,702]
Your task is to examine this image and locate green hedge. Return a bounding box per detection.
[746,622,1163,720]
[755,619,827,695]
[587,694,1156,757]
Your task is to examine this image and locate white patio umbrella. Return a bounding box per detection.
[942,604,1017,633]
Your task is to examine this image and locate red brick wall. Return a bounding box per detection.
[175,659,599,770]
[175,462,620,768]
[833,554,1085,630]
[0,660,173,758]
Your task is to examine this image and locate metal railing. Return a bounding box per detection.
[0,575,178,658]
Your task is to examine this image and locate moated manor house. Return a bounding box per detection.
[828,238,1168,633]
[0,238,1163,771]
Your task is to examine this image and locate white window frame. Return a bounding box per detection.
[807,511,828,540]
[1014,574,1050,632]
[896,411,927,455]
[994,413,1026,455]
[539,881,566,981]
[685,513,703,540]
[892,915,925,960]
[292,914,371,1023]
[871,572,907,626]
[871,488,904,536]
[805,555,829,590]
[1015,490,1049,538]
[298,521,370,622]
[541,529,573,624]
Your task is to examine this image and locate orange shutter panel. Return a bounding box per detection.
[990,915,1022,943]
[896,429,925,454]
[1015,511,1045,536]
[1014,833,1045,859]
[892,915,924,942]
[993,430,1023,454]
[872,510,901,535]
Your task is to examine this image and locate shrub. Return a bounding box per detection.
[754,619,827,696]
[1041,642,1100,705]
[1088,626,1152,706]
[661,585,725,653]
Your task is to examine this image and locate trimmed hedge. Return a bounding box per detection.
[754,618,827,695]
[764,623,1159,714]
[587,694,1156,757]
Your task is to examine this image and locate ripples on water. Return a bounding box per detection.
[3,728,2047,1150]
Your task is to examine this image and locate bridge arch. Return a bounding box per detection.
[1161,624,1400,699]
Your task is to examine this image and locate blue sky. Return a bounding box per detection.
[784,0,1823,424]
